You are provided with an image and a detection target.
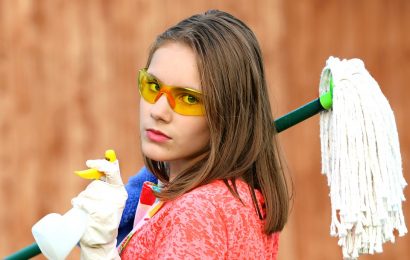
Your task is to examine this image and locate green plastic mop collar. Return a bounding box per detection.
[319,69,334,110]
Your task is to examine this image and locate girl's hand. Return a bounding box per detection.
[71,158,128,259]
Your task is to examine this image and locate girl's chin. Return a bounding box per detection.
[141,147,172,162]
[144,155,169,162]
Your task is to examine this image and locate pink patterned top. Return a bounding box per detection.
[120,179,279,259]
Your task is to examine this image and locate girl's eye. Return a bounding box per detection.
[182,94,199,105]
[148,82,161,92]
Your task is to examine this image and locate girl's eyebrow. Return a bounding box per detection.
[146,71,161,83]
[145,70,201,91]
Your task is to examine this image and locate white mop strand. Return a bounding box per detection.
[319,57,407,259]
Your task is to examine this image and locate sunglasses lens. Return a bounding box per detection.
[138,70,159,104]
[138,69,205,116]
[172,89,204,116]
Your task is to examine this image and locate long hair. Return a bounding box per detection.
[143,10,290,234]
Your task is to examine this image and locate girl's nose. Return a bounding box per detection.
[150,94,172,122]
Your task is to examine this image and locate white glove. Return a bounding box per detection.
[71,159,128,260]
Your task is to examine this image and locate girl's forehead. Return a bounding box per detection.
[148,42,201,91]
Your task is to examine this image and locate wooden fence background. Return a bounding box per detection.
[1,0,409,259]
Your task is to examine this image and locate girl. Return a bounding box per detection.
[73,9,290,259]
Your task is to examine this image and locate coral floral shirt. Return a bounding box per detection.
[120,179,279,259]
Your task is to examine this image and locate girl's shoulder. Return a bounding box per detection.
[176,179,255,206]
[183,179,233,199]
[162,179,262,220]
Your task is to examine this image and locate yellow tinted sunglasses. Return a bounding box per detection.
[138,68,205,116]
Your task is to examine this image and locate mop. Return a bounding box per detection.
[5,57,407,259]
[319,57,407,259]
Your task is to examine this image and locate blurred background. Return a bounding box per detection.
[1,0,409,259]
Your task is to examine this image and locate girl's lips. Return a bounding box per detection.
[146,129,171,143]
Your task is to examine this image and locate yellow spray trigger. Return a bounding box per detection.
[75,149,117,180]
[104,149,117,162]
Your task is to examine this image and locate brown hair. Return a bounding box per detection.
[143,10,290,234]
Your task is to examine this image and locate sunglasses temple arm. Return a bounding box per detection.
[274,90,332,133]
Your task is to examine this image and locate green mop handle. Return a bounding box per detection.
[4,242,41,260]
[275,74,334,132]
[274,90,332,133]
[4,83,334,260]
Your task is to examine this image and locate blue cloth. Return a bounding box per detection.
[117,167,158,245]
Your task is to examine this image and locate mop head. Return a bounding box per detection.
[319,57,407,259]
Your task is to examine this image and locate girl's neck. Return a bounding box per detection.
[168,153,207,181]
[168,159,193,181]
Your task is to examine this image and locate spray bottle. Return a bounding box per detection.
[30,150,117,260]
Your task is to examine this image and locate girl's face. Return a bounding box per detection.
[139,42,210,180]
